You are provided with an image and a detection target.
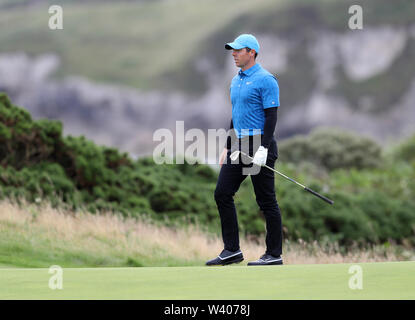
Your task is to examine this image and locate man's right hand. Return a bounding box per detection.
[219,148,228,167]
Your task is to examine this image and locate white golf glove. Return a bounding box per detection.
[252,146,268,166]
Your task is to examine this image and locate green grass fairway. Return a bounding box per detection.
[1,262,414,300]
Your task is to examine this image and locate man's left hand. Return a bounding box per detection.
[252,146,268,166]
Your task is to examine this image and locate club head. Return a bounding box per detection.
[230,150,240,161]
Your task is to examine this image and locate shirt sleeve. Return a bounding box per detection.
[261,75,280,109]
[261,108,277,149]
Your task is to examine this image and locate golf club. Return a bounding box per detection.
[230,150,334,205]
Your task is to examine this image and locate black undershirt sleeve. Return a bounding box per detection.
[261,107,278,149]
[225,118,234,150]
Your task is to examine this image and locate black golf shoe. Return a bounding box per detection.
[206,249,244,266]
[247,254,283,266]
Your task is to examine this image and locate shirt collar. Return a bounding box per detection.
[239,63,261,77]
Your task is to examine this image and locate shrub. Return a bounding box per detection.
[392,133,415,163]
[0,93,64,169]
[279,127,382,171]
[1,93,414,247]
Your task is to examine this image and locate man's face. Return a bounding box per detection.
[232,48,254,69]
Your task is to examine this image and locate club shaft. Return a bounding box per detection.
[263,164,305,188]
[242,152,305,187]
[240,151,334,205]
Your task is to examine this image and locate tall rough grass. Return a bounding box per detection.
[0,199,412,268]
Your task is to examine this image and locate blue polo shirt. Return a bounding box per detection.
[230,63,279,138]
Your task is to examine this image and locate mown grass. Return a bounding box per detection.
[1,262,414,299]
[0,199,412,269]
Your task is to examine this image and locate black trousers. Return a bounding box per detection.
[214,136,283,257]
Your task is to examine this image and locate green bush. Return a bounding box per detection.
[0,93,64,169]
[0,93,414,247]
[279,127,382,171]
[392,133,415,163]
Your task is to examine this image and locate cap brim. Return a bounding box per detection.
[225,42,244,50]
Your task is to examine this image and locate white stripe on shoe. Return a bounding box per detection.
[218,251,242,260]
[258,257,282,263]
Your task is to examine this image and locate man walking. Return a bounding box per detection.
[206,34,283,266]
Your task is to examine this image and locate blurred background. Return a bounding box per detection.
[1,0,415,160]
[0,0,414,267]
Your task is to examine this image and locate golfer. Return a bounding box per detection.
[206,34,283,266]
